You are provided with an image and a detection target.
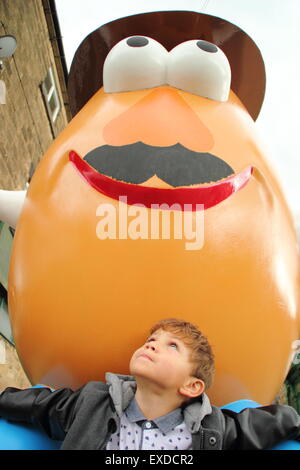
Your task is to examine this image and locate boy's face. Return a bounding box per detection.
[129,328,199,394]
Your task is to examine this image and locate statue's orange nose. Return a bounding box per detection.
[103,87,214,152]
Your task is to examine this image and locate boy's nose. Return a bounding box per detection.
[145,343,157,352]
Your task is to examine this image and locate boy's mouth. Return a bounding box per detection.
[138,353,153,362]
[69,149,253,211]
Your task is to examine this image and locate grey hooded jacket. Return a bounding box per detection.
[0,373,299,450]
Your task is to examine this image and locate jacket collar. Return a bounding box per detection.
[105,372,212,433]
[182,393,212,432]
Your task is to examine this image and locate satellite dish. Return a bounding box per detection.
[0,35,17,58]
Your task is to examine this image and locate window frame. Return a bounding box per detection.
[41,66,61,123]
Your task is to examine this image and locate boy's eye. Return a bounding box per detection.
[169,342,178,349]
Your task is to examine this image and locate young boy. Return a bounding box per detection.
[0,318,299,450]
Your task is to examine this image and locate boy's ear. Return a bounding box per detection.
[179,377,205,399]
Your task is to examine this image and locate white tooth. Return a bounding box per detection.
[0,190,27,228]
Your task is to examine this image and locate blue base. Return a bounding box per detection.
[0,385,62,450]
[0,418,61,450]
[0,392,299,450]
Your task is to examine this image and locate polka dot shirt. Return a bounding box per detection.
[106,398,192,450]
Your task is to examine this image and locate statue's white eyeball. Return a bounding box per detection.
[103,36,168,93]
[103,37,231,102]
[167,40,231,101]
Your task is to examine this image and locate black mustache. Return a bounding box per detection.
[84,142,234,187]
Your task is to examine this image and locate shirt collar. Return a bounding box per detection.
[125,398,184,434]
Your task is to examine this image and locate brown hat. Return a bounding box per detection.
[67,10,265,121]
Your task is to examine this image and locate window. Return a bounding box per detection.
[0,222,14,345]
[41,66,60,123]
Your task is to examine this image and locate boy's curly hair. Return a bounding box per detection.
[150,318,215,389]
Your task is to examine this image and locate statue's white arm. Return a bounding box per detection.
[0,190,27,229]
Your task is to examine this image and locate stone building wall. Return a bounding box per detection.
[0,0,69,390]
[0,0,68,190]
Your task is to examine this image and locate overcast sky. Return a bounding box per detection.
[55,0,300,218]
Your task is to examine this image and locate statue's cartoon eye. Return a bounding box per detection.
[103,36,168,93]
[167,40,231,101]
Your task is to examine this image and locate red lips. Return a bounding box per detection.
[69,150,253,211]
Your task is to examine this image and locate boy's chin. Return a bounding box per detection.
[129,356,152,375]
[130,365,157,384]
[129,364,150,379]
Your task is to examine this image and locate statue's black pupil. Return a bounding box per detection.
[197,40,218,53]
[127,37,149,47]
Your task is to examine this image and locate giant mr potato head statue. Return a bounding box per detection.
[1,11,299,406]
